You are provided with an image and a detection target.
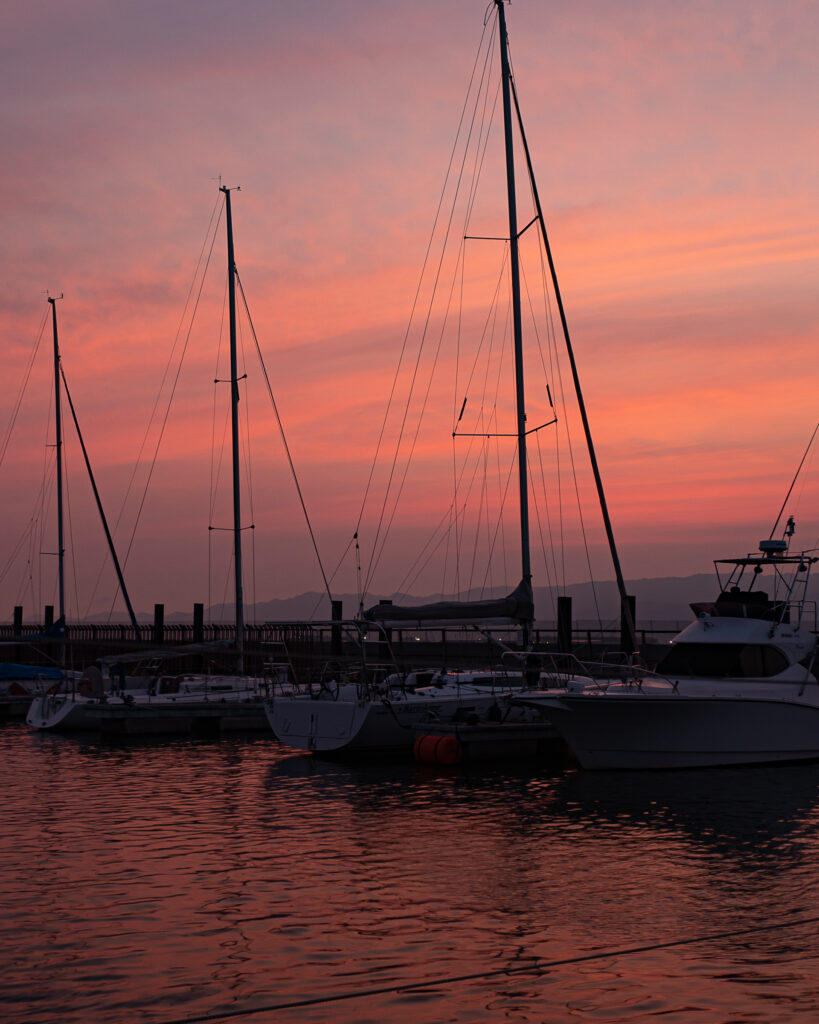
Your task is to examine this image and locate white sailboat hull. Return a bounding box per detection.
[27,693,94,730]
[266,690,508,753]
[534,690,819,770]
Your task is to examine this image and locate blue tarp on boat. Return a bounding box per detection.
[0,663,62,680]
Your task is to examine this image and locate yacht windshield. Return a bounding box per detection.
[656,642,788,678]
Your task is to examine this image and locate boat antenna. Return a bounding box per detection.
[508,74,637,655]
[219,185,245,671]
[495,0,533,649]
[768,422,819,541]
[47,295,66,639]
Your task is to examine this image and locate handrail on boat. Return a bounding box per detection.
[499,647,681,692]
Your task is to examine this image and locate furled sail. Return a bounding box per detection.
[363,579,533,624]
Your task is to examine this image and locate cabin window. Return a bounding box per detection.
[656,643,788,678]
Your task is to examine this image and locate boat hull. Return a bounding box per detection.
[27,683,268,733]
[540,692,819,769]
[266,691,507,753]
[26,693,93,730]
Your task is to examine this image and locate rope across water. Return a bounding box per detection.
[155,913,819,1024]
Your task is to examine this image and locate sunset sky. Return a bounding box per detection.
[3,0,819,621]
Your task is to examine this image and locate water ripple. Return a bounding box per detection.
[3,724,819,1022]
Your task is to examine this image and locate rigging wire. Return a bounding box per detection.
[369,203,507,597]
[448,62,503,595]
[235,270,332,603]
[0,305,49,471]
[456,251,511,596]
[356,15,496,546]
[467,438,488,596]
[517,251,561,611]
[153,913,819,1024]
[525,238,565,603]
[449,56,502,594]
[528,211,603,627]
[120,205,223,566]
[478,445,517,594]
[308,534,360,618]
[465,295,503,597]
[401,524,457,598]
[532,431,560,616]
[392,502,460,598]
[61,432,81,620]
[769,422,819,540]
[479,261,514,595]
[4,454,53,607]
[0,519,38,590]
[443,255,514,598]
[0,448,56,592]
[530,233,566,574]
[358,18,498,599]
[361,23,504,603]
[85,197,224,619]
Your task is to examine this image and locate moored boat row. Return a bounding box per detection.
[7,3,819,777]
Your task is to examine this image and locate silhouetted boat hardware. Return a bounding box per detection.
[519,520,819,769]
[268,1,636,755]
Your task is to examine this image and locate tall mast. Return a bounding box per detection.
[48,296,66,628]
[220,185,244,667]
[496,0,532,647]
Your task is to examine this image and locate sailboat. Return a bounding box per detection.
[265,0,609,754]
[28,190,268,733]
[12,295,140,720]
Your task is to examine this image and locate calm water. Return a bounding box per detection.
[2,722,819,1023]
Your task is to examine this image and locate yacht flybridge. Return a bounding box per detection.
[521,520,819,769]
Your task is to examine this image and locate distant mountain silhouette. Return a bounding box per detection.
[83,570,819,627]
[148,572,733,626]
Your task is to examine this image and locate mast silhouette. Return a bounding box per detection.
[496,0,532,648]
[48,296,66,631]
[220,185,245,668]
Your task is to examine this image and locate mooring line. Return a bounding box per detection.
[158,913,819,1024]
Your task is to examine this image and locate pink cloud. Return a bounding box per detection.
[3,0,819,615]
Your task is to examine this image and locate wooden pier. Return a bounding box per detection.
[0,616,677,676]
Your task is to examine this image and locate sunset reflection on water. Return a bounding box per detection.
[3,724,819,1022]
